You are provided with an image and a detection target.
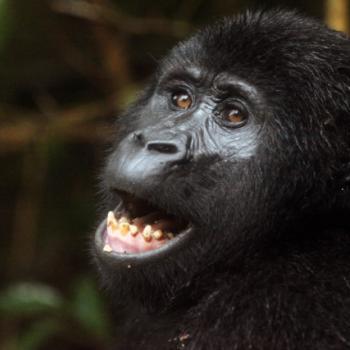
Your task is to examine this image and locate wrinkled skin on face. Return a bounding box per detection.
[94,10,350,350]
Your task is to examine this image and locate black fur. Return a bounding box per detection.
[95,9,350,349]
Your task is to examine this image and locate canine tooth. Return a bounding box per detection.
[152,229,163,240]
[119,222,130,235]
[103,244,112,252]
[107,211,118,230]
[142,225,152,241]
[130,225,138,236]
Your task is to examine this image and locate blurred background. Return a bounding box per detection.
[0,0,348,349]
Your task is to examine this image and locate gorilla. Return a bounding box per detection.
[93,9,350,350]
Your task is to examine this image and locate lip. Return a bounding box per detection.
[94,202,195,267]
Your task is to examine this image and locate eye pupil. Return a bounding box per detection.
[172,93,192,109]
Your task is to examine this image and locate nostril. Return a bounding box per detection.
[146,142,179,154]
[132,132,145,144]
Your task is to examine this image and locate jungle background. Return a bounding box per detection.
[0,0,348,349]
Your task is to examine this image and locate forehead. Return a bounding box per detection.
[158,62,262,102]
[160,11,335,82]
[159,31,279,88]
[156,11,348,110]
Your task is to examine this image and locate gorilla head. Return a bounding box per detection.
[93,10,350,349]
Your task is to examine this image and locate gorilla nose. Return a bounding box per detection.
[106,130,189,190]
[132,130,187,160]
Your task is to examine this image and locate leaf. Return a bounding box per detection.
[70,277,111,339]
[0,282,63,316]
[17,319,61,350]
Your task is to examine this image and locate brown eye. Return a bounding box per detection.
[171,92,192,109]
[224,108,246,125]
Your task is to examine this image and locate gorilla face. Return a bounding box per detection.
[93,10,350,308]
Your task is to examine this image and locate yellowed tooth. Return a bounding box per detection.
[167,232,174,239]
[107,227,119,237]
[152,229,163,240]
[142,225,152,242]
[119,222,130,235]
[107,211,118,230]
[130,225,138,236]
[103,244,112,252]
[119,216,129,224]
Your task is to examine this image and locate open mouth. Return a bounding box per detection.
[95,191,193,263]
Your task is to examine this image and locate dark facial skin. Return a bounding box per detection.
[99,69,267,294]
[94,10,350,350]
[105,71,262,198]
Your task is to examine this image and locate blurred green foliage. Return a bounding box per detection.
[0,0,12,51]
[0,279,111,349]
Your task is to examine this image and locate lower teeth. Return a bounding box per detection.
[103,244,112,252]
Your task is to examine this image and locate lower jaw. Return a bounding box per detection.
[94,217,194,267]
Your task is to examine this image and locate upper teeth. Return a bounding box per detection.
[107,211,118,230]
[119,217,128,224]
[130,225,138,236]
[142,225,152,241]
[106,211,172,242]
[119,222,130,235]
[152,230,163,240]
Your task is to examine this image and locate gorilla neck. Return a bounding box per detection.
[116,227,350,350]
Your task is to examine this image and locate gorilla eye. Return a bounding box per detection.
[223,106,247,126]
[171,92,192,110]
